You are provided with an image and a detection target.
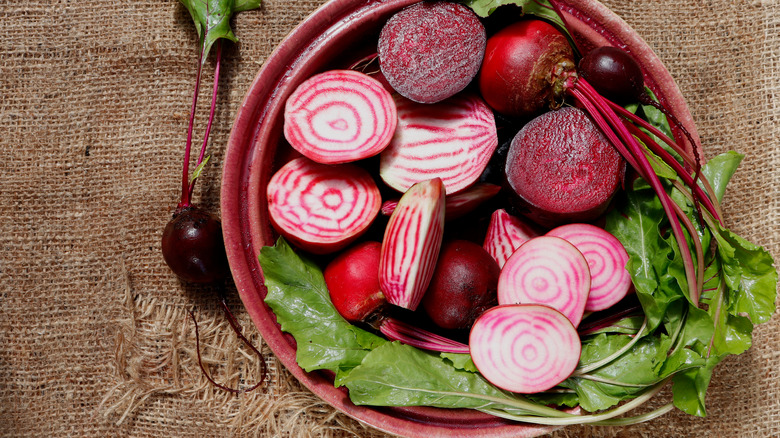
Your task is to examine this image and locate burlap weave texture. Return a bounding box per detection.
[1,0,778,437]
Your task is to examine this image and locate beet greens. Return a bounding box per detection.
[163,0,265,393]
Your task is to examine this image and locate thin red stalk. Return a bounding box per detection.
[607,100,722,218]
[668,185,706,296]
[379,318,469,354]
[578,304,643,336]
[572,79,700,305]
[179,48,206,209]
[625,121,721,220]
[188,41,223,203]
[189,307,265,394]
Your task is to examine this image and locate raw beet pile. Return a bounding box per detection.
[263,0,708,395]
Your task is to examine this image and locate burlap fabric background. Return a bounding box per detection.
[1,0,778,436]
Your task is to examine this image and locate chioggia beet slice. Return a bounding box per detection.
[505,107,625,226]
[498,236,590,327]
[283,69,397,164]
[380,93,498,194]
[379,178,446,311]
[378,1,486,103]
[266,157,381,254]
[547,223,632,312]
[381,182,500,220]
[482,209,539,268]
[469,304,581,394]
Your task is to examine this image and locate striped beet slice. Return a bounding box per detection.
[283,69,397,164]
[497,236,591,327]
[546,223,632,312]
[483,209,539,268]
[379,178,446,310]
[266,157,381,254]
[469,304,581,394]
[379,92,498,194]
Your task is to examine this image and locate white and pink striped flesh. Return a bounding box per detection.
[379,92,498,194]
[546,223,631,312]
[283,69,397,164]
[379,178,446,311]
[482,209,539,268]
[266,157,381,254]
[497,236,590,327]
[469,304,581,394]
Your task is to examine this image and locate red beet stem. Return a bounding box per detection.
[571,79,701,305]
[378,318,469,354]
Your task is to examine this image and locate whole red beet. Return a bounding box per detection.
[422,240,500,330]
[324,241,386,323]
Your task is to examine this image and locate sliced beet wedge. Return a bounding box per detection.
[379,178,446,311]
[283,69,397,164]
[470,304,581,394]
[380,92,498,194]
[266,157,381,254]
[482,208,539,268]
[497,236,591,327]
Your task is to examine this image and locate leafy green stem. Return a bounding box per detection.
[575,318,647,375]
[479,380,668,425]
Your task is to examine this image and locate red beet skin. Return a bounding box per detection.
[378,1,486,104]
[324,241,386,323]
[505,107,625,226]
[422,240,499,330]
[478,19,574,119]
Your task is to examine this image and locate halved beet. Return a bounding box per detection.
[505,107,625,226]
[380,93,498,194]
[546,223,632,312]
[266,157,381,254]
[498,236,590,327]
[469,304,581,394]
[283,69,397,164]
[482,208,538,268]
[378,1,486,103]
[379,178,446,311]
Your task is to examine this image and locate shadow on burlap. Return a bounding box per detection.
[1,0,778,437]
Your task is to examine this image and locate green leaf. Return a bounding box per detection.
[566,333,674,411]
[179,0,262,62]
[701,151,743,202]
[712,222,777,324]
[441,352,478,373]
[606,180,683,330]
[461,0,568,33]
[259,238,385,378]
[342,342,558,416]
[189,155,210,183]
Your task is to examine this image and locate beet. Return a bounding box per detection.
[421,240,499,330]
[504,107,625,226]
[324,241,386,323]
[378,1,486,103]
[161,206,229,283]
[477,19,574,119]
[578,46,644,105]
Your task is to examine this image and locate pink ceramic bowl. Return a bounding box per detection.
[221,1,696,436]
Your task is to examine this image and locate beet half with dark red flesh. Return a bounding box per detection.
[378,1,486,104]
[504,107,625,226]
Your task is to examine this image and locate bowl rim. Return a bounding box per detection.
[221,1,697,436]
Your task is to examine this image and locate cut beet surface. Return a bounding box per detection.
[505,107,625,226]
[283,70,397,164]
[378,1,486,104]
[266,157,381,254]
[380,92,498,195]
